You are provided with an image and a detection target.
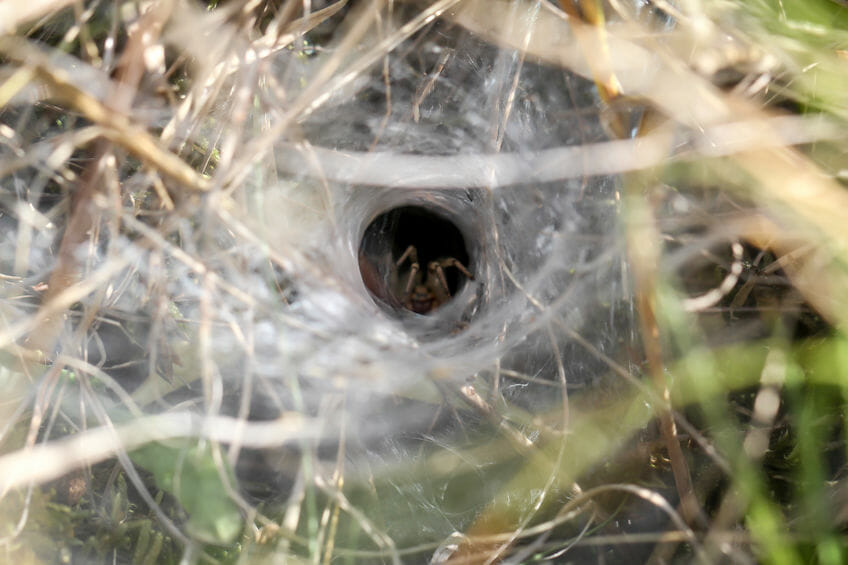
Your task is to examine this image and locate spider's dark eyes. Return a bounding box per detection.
[359,205,472,313]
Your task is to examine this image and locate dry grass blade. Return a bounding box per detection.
[0,411,315,495]
[2,0,847,562]
[0,37,210,193]
[0,0,77,35]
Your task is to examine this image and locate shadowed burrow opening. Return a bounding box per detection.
[359,205,473,315]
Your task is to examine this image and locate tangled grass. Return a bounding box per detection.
[1,0,848,563]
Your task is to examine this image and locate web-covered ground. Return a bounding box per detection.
[1,1,848,563]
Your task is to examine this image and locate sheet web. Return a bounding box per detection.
[2,0,842,563]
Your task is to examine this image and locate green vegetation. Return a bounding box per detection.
[1,0,848,563]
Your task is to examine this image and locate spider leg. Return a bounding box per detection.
[429,261,451,295]
[396,245,420,296]
[396,245,418,268]
[404,262,420,295]
[440,258,474,280]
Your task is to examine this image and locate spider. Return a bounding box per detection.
[394,245,474,314]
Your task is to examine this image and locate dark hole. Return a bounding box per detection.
[359,205,471,314]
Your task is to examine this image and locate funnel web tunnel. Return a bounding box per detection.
[359,205,473,315]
